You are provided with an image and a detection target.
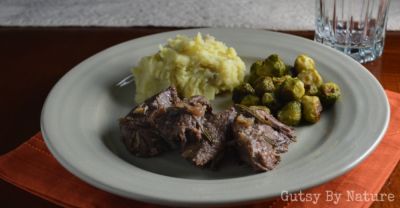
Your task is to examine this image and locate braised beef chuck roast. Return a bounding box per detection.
[154,95,211,149]
[119,86,180,157]
[119,87,296,172]
[181,108,237,167]
[232,105,296,171]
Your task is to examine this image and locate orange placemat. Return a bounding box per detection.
[1,90,399,208]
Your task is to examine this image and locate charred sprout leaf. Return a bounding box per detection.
[294,54,316,74]
[286,65,296,76]
[285,64,293,76]
[277,101,302,126]
[232,83,255,103]
[234,104,273,126]
[319,82,341,107]
[301,95,322,123]
[240,95,260,106]
[246,73,259,86]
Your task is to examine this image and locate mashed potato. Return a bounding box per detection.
[132,33,245,103]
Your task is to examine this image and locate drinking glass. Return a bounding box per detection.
[315,0,391,63]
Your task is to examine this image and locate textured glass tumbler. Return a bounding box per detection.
[315,0,391,63]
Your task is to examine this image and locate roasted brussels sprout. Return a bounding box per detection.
[305,84,319,96]
[272,75,291,89]
[277,101,302,126]
[261,92,280,112]
[247,61,262,85]
[253,76,275,95]
[301,95,322,123]
[297,69,323,88]
[280,77,305,101]
[256,54,287,77]
[319,82,341,106]
[294,54,316,74]
[249,105,271,114]
[242,54,341,127]
[240,95,260,106]
[232,83,255,103]
[245,60,261,85]
[250,60,263,74]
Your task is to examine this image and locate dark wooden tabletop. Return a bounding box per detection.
[0,27,399,207]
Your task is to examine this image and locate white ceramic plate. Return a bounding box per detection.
[41,28,390,207]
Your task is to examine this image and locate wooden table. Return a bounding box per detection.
[0,27,399,207]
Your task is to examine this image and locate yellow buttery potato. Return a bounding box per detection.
[132,33,245,103]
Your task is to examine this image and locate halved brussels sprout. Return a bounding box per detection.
[297,69,323,88]
[294,54,316,74]
[232,83,255,103]
[280,77,305,101]
[261,92,280,112]
[319,82,341,107]
[301,95,323,123]
[256,54,287,77]
[277,101,302,126]
[253,76,275,95]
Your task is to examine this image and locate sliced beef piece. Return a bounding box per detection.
[249,108,295,153]
[120,86,297,172]
[252,108,296,142]
[155,107,203,149]
[144,86,181,113]
[181,108,237,167]
[232,105,296,171]
[154,95,212,148]
[232,115,280,171]
[120,118,167,156]
[119,86,181,157]
[234,105,296,151]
